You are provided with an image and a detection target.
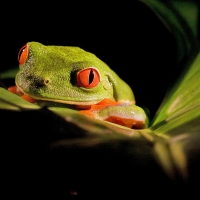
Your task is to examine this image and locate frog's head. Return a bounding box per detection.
[16,42,120,105]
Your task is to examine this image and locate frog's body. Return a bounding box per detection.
[8,42,148,129]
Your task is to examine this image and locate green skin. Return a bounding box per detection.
[15,42,148,128]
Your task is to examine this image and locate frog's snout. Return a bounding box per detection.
[27,75,49,88]
[17,73,50,93]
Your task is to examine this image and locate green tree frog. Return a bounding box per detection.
[8,42,149,129]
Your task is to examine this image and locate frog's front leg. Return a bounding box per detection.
[100,104,149,129]
[79,99,149,129]
[8,85,37,103]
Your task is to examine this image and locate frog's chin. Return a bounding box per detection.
[21,92,101,107]
[15,85,100,106]
[35,100,92,110]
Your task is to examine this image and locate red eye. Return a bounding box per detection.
[77,67,100,88]
[18,44,28,65]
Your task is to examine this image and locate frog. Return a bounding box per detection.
[8,41,149,129]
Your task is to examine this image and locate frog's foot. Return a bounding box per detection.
[79,98,148,129]
[8,85,37,103]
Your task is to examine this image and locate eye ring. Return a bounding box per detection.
[18,44,28,65]
[76,67,101,88]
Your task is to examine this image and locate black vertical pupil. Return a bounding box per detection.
[89,69,94,85]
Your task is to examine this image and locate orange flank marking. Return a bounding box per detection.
[79,98,121,118]
[79,110,95,117]
[96,98,120,106]
[90,98,121,110]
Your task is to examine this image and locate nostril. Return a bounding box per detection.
[44,79,50,85]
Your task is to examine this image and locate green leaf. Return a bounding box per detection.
[152,52,200,126]
[139,0,199,62]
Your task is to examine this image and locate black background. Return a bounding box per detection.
[1,1,178,120]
